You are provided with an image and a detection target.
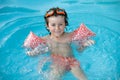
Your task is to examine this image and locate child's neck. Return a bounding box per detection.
[50,32,65,41]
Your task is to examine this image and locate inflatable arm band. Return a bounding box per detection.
[23,31,46,49]
[72,23,95,41]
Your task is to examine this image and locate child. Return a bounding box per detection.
[26,7,94,80]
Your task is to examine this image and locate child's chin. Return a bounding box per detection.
[55,34,62,38]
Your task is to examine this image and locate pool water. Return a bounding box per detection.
[0,0,120,80]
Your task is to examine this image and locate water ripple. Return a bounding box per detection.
[0,6,39,14]
[0,15,43,31]
[62,0,120,5]
[0,27,19,48]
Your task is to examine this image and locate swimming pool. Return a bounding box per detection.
[0,0,120,80]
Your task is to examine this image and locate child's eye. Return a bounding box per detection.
[59,24,63,26]
[51,24,55,26]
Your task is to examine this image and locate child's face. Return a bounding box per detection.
[47,15,66,37]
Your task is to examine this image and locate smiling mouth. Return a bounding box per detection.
[55,31,62,33]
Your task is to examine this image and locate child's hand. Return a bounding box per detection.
[83,39,95,47]
[26,50,38,56]
[77,39,95,52]
[26,51,34,56]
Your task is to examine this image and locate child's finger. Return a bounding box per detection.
[88,40,94,45]
[88,41,92,46]
[90,40,95,45]
[83,42,89,46]
[26,51,33,56]
[83,40,94,46]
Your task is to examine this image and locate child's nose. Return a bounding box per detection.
[56,26,60,30]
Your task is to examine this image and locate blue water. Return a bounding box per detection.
[0,0,120,80]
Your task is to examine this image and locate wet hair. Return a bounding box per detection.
[44,7,68,27]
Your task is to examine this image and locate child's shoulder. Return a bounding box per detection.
[63,32,72,42]
[41,35,49,40]
[65,32,72,36]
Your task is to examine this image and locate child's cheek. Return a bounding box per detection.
[50,28,55,33]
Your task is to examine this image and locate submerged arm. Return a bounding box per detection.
[77,39,95,52]
[26,43,49,56]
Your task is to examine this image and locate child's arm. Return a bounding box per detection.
[77,39,95,52]
[26,43,49,56]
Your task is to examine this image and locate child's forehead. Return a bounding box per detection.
[47,15,65,20]
[47,16,65,24]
